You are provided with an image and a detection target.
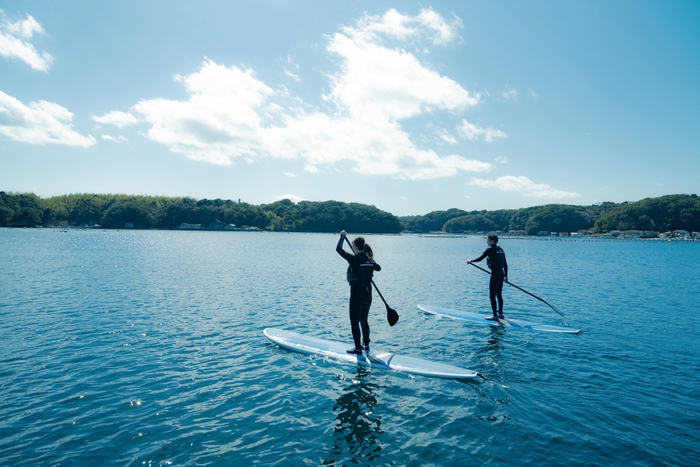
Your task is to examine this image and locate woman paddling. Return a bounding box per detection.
[336,230,381,354]
[467,233,508,321]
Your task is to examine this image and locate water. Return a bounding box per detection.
[0,229,698,466]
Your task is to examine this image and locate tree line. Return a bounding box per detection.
[401,194,699,234]
[1,191,698,234]
[0,192,402,233]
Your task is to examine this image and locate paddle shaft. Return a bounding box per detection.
[468,262,564,316]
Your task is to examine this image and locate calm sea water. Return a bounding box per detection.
[1,229,698,466]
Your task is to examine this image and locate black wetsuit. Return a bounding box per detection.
[471,245,508,315]
[336,236,381,349]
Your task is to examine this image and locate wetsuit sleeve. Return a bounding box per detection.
[471,249,490,263]
[336,236,354,263]
[373,261,381,272]
[503,255,508,277]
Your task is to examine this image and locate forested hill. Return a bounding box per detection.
[0,192,402,233]
[1,192,698,234]
[400,194,700,234]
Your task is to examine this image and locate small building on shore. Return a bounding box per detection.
[209,220,236,230]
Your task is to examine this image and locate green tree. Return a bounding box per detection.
[594,195,700,232]
[101,197,157,228]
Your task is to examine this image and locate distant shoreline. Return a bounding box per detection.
[3,225,698,243]
[1,192,699,237]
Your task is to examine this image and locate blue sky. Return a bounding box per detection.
[1,1,698,216]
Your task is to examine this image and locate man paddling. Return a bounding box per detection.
[467,233,508,321]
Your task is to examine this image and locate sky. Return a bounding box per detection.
[1,1,699,216]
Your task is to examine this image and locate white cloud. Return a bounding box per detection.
[283,172,297,177]
[101,134,127,143]
[133,59,273,166]
[468,175,581,199]
[283,55,301,82]
[457,120,507,143]
[495,156,509,164]
[325,25,477,121]
[92,111,138,128]
[439,131,458,144]
[0,11,53,71]
[0,90,96,147]
[346,8,462,45]
[502,86,517,99]
[283,69,301,82]
[274,193,305,203]
[122,9,493,179]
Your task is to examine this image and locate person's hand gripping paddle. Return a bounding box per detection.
[344,236,399,326]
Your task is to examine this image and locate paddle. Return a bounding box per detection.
[467,262,564,316]
[343,235,399,326]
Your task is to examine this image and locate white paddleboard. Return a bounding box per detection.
[264,328,485,380]
[418,304,581,334]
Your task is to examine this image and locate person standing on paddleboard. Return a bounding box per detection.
[467,233,508,321]
[336,230,381,354]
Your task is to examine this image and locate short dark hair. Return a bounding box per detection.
[487,233,498,243]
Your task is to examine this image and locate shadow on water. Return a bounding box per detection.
[321,366,385,467]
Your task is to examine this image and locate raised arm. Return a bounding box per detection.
[336,231,353,262]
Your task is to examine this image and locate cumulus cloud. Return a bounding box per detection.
[133,59,273,165]
[495,156,509,164]
[0,11,53,71]
[284,172,297,177]
[346,8,463,45]
[92,110,138,128]
[457,120,507,143]
[116,9,494,179]
[0,90,96,146]
[468,175,581,199]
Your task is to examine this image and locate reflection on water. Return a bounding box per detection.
[322,367,384,466]
[485,326,506,357]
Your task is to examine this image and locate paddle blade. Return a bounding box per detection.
[386,305,399,326]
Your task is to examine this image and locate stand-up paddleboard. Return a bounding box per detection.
[264,328,485,380]
[418,304,581,334]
